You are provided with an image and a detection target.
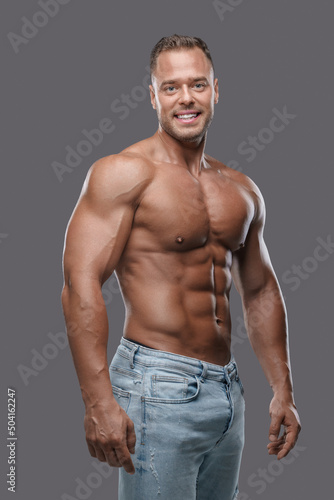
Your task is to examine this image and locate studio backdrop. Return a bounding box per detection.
[2,1,332,499]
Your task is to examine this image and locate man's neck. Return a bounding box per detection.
[153,127,208,177]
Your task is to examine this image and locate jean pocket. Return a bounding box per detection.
[111,385,131,413]
[109,365,142,381]
[144,370,201,404]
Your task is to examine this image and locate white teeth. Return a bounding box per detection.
[177,113,198,119]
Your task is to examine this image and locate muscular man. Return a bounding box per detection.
[61,35,301,500]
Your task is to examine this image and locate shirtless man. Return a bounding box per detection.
[61,35,301,500]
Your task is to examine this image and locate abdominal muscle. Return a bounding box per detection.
[115,244,233,367]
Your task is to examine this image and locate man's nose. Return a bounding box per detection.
[178,86,195,106]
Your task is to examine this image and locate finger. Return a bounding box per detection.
[94,446,108,463]
[267,436,285,449]
[114,445,135,474]
[269,412,285,442]
[268,429,297,459]
[126,420,136,454]
[267,430,287,455]
[105,448,122,468]
[276,428,298,459]
[88,442,114,464]
[277,441,293,460]
[267,431,286,443]
[268,445,284,454]
[87,442,97,457]
[268,443,285,455]
[267,439,285,451]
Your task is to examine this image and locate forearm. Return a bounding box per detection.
[61,277,115,408]
[242,283,295,401]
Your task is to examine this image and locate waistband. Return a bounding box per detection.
[118,336,239,383]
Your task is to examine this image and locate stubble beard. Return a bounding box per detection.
[158,110,214,144]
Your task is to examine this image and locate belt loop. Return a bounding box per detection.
[223,367,231,386]
[129,345,139,369]
[200,361,208,382]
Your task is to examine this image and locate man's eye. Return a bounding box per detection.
[166,86,176,92]
[194,83,205,89]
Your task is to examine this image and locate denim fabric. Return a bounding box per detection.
[109,337,245,500]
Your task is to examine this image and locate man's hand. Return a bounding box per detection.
[84,399,136,474]
[267,394,301,460]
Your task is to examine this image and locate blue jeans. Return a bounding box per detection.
[109,337,245,500]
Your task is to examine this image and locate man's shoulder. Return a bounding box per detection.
[206,155,264,200]
[206,154,266,222]
[91,147,155,179]
[83,147,155,205]
[89,142,155,183]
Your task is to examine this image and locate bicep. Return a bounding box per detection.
[231,189,278,298]
[63,197,135,287]
[62,157,147,287]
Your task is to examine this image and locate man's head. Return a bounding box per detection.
[149,34,219,144]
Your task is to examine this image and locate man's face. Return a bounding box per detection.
[150,47,219,144]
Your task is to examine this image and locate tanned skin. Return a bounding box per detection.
[61,47,301,475]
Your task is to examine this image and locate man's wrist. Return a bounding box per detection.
[271,386,295,403]
[80,370,115,408]
[82,387,116,409]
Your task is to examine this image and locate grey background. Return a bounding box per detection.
[2,0,333,498]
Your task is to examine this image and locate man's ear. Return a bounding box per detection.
[149,84,156,109]
[214,78,219,104]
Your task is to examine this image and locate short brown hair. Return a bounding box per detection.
[150,34,214,77]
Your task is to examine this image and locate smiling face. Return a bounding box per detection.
[150,47,219,144]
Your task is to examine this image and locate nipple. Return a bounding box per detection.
[176,236,184,244]
[239,242,245,248]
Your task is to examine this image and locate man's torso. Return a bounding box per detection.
[113,138,256,366]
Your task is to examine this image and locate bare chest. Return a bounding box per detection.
[134,166,255,253]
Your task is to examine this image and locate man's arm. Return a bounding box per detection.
[231,179,301,460]
[61,154,152,474]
